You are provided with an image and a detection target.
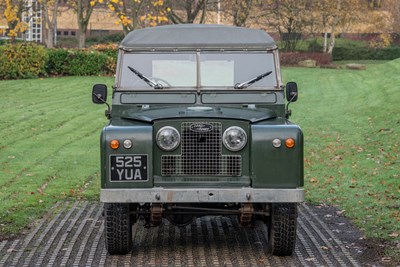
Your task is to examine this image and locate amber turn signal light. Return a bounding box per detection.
[110,139,120,150]
[285,138,295,148]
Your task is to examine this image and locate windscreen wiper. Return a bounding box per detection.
[234,71,273,89]
[128,66,163,89]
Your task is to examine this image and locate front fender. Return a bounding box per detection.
[101,123,153,189]
[250,124,304,188]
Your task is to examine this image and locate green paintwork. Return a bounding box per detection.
[96,25,303,193]
[100,106,303,190]
[111,90,287,120]
[115,105,276,123]
[101,120,153,189]
[250,122,304,188]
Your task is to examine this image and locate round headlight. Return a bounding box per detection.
[223,126,247,151]
[156,126,180,151]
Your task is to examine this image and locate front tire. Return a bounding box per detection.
[104,203,133,255]
[267,203,298,256]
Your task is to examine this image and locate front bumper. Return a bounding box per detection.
[100,188,304,203]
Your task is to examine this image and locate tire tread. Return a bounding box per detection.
[104,203,132,255]
[268,203,298,256]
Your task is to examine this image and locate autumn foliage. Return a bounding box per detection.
[0,0,29,38]
[0,42,47,79]
[106,0,168,35]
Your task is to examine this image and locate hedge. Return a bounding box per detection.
[46,49,70,76]
[333,46,400,61]
[61,50,108,76]
[47,49,109,76]
[280,52,332,66]
[46,45,117,76]
[0,43,48,79]
[0,43,118,80]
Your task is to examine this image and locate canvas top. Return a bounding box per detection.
[120,24,276,51]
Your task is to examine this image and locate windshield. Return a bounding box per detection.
[118,52,277,89]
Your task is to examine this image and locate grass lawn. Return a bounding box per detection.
[334,60,391,67]
[0,76,113,237]
[284,59,400,260]
[0,60,399,259]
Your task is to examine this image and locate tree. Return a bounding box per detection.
[359,0,399,48]
[310,0,338,53]
[68,0,98,48]
[107,0,168,35]
[311,0,367,54]
[0,0,29,41]
[42,0,58,48]
[165,0,208,24]
[221,0,261,27]
[381,0,400,33]
[262,0,310,52]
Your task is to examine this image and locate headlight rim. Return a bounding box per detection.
[156,126,181,151]
[223,126,247,152]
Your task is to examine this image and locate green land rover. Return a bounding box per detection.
[92,24,304,256]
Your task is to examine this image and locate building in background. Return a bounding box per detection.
[22,0,42,42]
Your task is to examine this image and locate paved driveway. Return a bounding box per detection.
[0,202,361,266]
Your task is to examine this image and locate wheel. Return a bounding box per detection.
[267,203,298,256]
[104,203,133,255]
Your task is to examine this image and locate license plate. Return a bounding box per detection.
[110,155,148,181]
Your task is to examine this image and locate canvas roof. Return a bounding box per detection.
[120,24,276,51]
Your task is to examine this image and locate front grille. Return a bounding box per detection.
[161,122,242,177]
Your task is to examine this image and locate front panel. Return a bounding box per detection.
[153,119,251,187]
[251,124,304,188]
[101,124,153,188]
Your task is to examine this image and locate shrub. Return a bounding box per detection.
[57,37,79,48]
[89,43,118,60]
[280,52,332,66]
[0,43,48,79]
[307,39,323,52]
[46,49,70,76]
[101,32,124,43]
[46,48,114,76]
[86,32,124,46]
[332,46,400,61]
[90,44,118,75]
[104,56,117,75]
[332,47,370,61]
[0,44,116,79]
[371,47,400,60]
[0,38,24,46]
[67,50,109,76]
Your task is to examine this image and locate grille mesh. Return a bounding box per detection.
[161,122,242,177]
